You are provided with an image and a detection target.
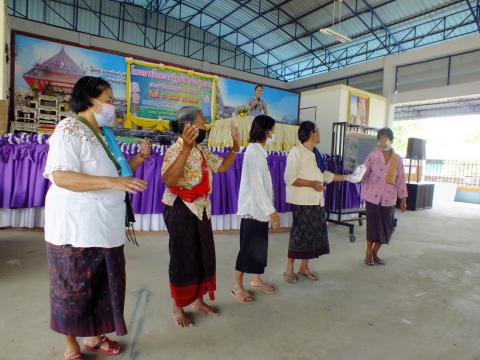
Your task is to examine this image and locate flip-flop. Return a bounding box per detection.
[298,271,318,281]
[364,257,375,266]
[283,271,297,284]
[250,282,276,294]
[83,335,121,356]
[231,288,255,303]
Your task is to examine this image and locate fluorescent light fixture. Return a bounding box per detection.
[319,0,352,44]
[319,27,352,43]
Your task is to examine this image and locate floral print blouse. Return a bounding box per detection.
[161,138,223,220]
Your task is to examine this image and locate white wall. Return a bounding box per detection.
[8,17,289,90]
[301,86,341,153]
[300,84,387,153]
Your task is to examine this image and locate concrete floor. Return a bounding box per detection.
[1,200,480,360]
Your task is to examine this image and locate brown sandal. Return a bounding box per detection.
[231,287,255,303]
[373,256,386,265]
[283,271,297,284]
[298,271,318,281]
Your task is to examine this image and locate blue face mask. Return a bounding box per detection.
[92,99,116,127]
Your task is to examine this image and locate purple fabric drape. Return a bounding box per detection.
[323,154,363,211]
[0,133,361,214]
[0,142,51,209]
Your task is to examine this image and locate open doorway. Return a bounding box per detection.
[394,113,480,204]
[394,96,480,204]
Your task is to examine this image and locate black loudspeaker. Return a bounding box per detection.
[400,183,435,210]
[406,138,426,160]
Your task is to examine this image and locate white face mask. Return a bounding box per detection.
[92,99,116,127]
[266,133,275,145]
[378,140,392,152]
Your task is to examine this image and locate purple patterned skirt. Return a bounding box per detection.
[47,243,127,337]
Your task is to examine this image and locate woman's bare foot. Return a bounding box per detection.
[173,307,193,328]
[65,336,82,359]
[250,276,275,294]
[192,298,219,316]
[298,265,311,274]
[83,336,101,349]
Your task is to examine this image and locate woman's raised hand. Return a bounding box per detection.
[231,122,240,148]
[181,123,199,149]
[137,137,151,159]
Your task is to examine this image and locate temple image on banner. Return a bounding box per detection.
[22,47,86,94]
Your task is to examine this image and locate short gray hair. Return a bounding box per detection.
[170,106,202,133]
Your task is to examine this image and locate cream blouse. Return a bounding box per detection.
[284,144,334,207]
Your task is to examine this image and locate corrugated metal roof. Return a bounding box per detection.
[10,0,480,80]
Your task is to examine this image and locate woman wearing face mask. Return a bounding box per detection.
[231,115,279,304]
[283,121,347,283]
[362,127,408,266]
[162,106,240,327]
[43,76,149,360]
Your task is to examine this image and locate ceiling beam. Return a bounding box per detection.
[465,0,480,32]
[237,0,396,49]
[359,0,404,52]
[155,0,217,50]
[264,0,465,68]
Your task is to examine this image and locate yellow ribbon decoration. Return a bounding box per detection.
[208,116,299,151]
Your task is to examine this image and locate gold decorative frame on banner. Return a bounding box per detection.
[347,91,370,127]
[125,58,217,131]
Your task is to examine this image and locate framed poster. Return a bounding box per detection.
[348,92,369,126]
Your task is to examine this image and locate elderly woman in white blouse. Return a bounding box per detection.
[44,77,149,360]
[284,121,346,283]
[231,115,280,304]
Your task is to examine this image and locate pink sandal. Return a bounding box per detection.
[64,352,83,360]
[84,335,121,356]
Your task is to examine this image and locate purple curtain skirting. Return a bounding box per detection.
[0,133,361,214]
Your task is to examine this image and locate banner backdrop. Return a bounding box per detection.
[125,59,216,130]
[12,33,299,127]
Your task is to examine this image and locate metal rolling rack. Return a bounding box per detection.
[326,122,379,242]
